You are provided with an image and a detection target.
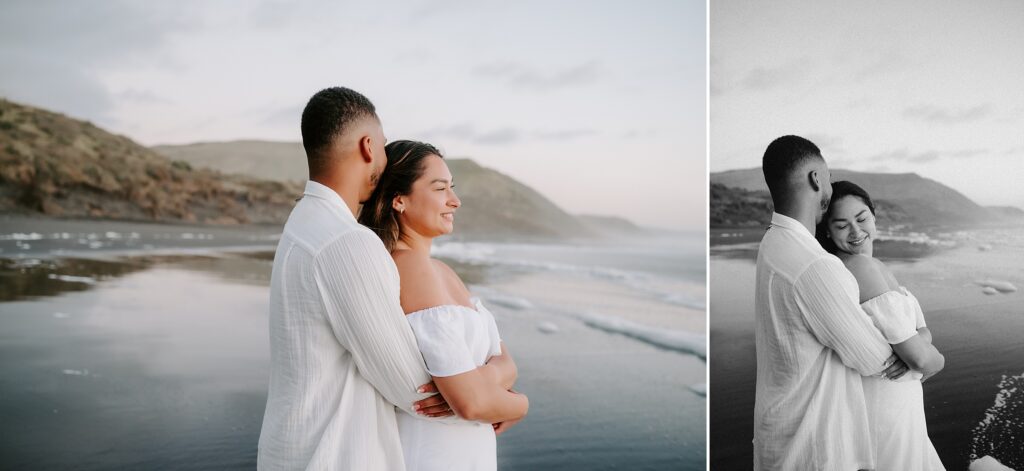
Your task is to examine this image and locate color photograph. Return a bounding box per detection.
[0,1,707,470]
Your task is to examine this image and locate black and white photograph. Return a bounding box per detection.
[710,1,1024,470]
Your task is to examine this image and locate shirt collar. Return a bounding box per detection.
[303,180,357,221]
[770,212,817,241]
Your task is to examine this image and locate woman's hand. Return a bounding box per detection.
[413,382,455,418]
[881,354,909,380]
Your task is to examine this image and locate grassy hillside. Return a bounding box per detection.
[0,99,301,224]
[153,140,308,182]
[156,141,620,239]
[710,183,912,229]
[711,167,999,227]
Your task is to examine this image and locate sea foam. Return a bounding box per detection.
[567,310,706,359]
[976,280,1018,293]
[970,372,1024,469]
[47,274,97,284]
[434,242,705,310]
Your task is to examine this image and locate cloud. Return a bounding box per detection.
[0,1,193,118]
[247,0,299,29]
[0,55,114,121]
[903,104,993,124]
[408,0,476,20]
[534,128,598,140]
[726,57,817,93]
[739,66,791,91]
[422,123,521,145]
[866,147,987,163]
[803,133,845,153]
[116,89,173,105]
[1001,145,1024,157]
[261,105,304,127]
[421,123,600,145]
[474,128,520,145]
[473,60,602,91]
[852,52,911,82]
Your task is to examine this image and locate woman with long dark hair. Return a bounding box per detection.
[816,180,945,470]
[359,140,527,471]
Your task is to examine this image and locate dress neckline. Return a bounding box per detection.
[860,286,910,305]
[405,298,482,317]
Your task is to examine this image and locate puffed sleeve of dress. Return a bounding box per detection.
[405,307,478,377]
[859,288,919,344]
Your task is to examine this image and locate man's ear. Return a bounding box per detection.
[808,169,822,192]
[358,134,374,164]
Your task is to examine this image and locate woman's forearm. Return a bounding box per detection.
[892,334,944,377]
[479,361,516,390]
[435,371,528,423]
[460,388,528,423]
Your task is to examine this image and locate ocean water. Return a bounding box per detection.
[710,226,1024,470]
[0,220,706,470]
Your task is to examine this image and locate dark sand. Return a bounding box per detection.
[710,229,1024,469]
[0,220,706,470]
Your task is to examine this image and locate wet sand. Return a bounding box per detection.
[0,221,706,470]
[710,230,1024,469]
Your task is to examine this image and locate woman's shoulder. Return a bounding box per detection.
[430,258,472,296]
[840,254,892,302]
[391,250,450,312]
[391,249,434,277]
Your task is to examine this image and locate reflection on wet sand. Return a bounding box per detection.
[0,258,152,301]
[0,224,706,470]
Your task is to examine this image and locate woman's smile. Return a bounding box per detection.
[848,234,869,246]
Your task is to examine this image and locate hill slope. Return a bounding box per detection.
[156,141,611,239]
[0,99,301,224]
[153,140,308,182]
[711,167,995,227]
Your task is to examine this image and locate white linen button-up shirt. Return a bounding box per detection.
[257,181,432,470]
[753,212,894,471]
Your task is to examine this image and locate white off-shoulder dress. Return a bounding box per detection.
[860,287,945,471]
[396,298,503,471]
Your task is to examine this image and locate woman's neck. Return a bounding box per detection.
[395,230,433,256]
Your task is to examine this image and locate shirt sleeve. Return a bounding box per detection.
[795,257,894,376]
[313,229,432,416]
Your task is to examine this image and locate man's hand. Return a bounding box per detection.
[413,382,454,418]
[492,417,522,436]
[881,354,909,381]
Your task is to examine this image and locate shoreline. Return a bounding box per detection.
[0,236,706,470]
[709,236,1024,469]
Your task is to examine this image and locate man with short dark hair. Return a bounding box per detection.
[753,135,907,470]
[257,87,449,470]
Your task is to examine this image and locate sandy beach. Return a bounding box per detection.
[710,227,1024,469]
[0,219,706,470]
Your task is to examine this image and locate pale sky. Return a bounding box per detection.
[0,0,706,231]
[712,0,1024,210]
